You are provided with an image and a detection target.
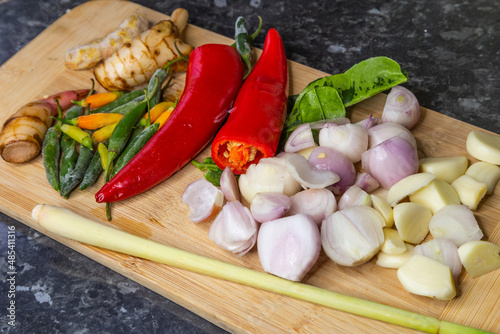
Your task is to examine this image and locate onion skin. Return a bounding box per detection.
[258,214,321,281]
[381,86,420,129]
[361,135,419,189]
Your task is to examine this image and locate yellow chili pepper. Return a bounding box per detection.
[60,124,93,150]
[98,143,109,170]
[92,122,119,144]
[141,101,175,126]
[154,106,175,129]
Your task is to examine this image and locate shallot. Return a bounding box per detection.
[381,86,420,129]
[285,153,340,189]
[318,123,368,163]
[250,192,291,223]
[361,134,419,189]
[182,179,224,223]
[284,123,315,153]
[367,122,417,150]
[220,166,240,202]
[337,185,371,210]
[321,205,384,266]
[308,146,356,195]
[257,214,321,281]
[208,201,258,256]
[288,188,337,226]
[354,172,380,193]
[414,238,462,279]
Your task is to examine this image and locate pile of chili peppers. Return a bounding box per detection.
[42,16,290,220]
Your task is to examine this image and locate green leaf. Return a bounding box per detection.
[191,157,223,186]
[284,56,408,138]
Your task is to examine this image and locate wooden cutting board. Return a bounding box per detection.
[1,1,499,333]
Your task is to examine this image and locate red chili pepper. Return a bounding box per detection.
[95,44,244,203]
[211,28,289,175]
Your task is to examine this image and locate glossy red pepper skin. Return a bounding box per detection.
[211,28,289,175]
[95,44,244,203]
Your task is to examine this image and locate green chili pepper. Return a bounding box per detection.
[60,145,93,198]
[234,16,262,78]
[60,124,93,151]
[64,104,85,120]
[110,122,159,179]
[91,89,145,114]
[104,96,146,115]
[148,68,169,110]
[104,79,159,181]
[42,101,63,192]
[59,133,78,191]
[79,146,105,191]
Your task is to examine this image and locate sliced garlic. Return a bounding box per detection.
[419,156,468,183]
[466,130,500,165]
[451,175,487,210]
[458,240,500,278]
[381,228,406,255]
[408,180,461,213]
[376,244,414,269]
[465,161,500,195]
[371,194,394,228]
[386,172,435,206]
[393,202,432,244]
[397,255,456,301]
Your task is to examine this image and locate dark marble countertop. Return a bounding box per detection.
[1,0,499,333]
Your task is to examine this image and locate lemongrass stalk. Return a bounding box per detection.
[31,204,491,334]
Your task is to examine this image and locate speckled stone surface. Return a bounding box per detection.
[0,0,499,333]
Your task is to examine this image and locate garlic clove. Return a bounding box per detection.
[386,172,435,206]
[458,240,500,278]
[466,130,500,165]
[397,255,456,301]
[393,202,432,244]
[451,175,487,210]
[376,244,414,269]
[381,228,407,255]
[370,194,394,228]
[408,180,461,214]
[419,156,469,184]
[465,161,500,195]
[414,238,462,280]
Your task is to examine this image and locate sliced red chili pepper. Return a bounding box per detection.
[211,28,289,175]
[95,44,244,203]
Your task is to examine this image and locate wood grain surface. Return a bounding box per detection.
[0,1,498,333]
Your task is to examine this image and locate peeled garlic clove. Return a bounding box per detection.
[250,192,291,223]
[458,240,500,278]
[258,214,321,281]
[414,238,462,279]
[288,188,337,226]
[337,185,372,210]
[408,180,461,213]
[285,153,340,189]
[381,228,407,255]
[386,172,435,206]
[393,202,432,244]
[321,206,384,266]
[429,204,483,247]
[220,166,240,202]
[466,130,500,165]
[182,179,224,223]
[397,255,456,301]
[376,244,414,269]
[208,201,258,256]
[419,156,468,184]
[465,161,500,195]
[451,175,487,210]
[371,194,394,228]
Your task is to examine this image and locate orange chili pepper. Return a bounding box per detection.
[92,122,119,144]
[153,107,175,129]
[75,91,124,109]
[70,113,123,130]
[140,101,175,126]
